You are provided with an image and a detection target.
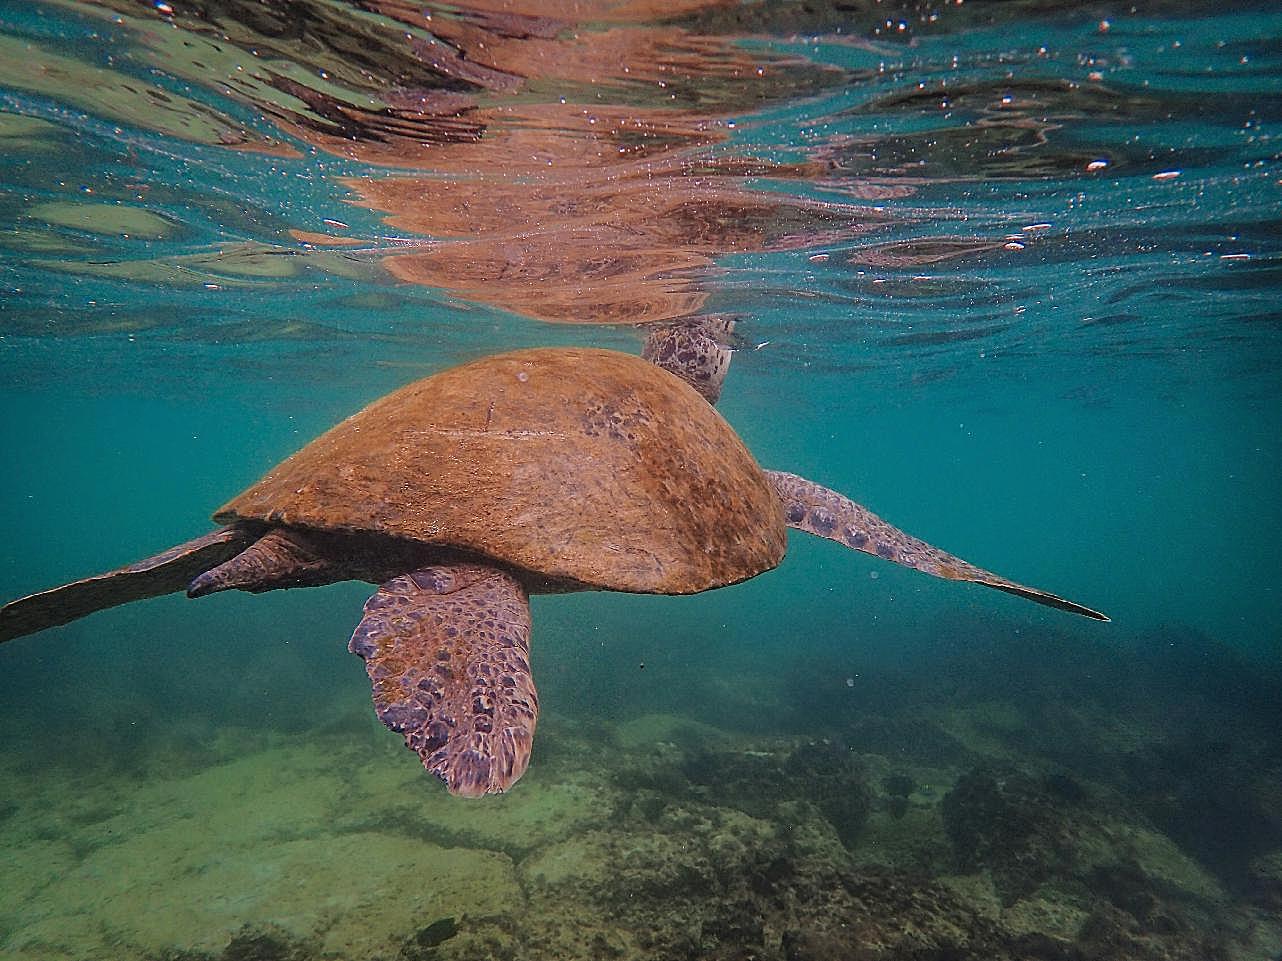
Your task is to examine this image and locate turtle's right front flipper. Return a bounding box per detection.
[0,525,257,643]
[767,470,1109,621]
[349,563,538,797]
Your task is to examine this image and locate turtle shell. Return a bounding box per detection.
[215,347,786,594]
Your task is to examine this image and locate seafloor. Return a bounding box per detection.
[2,616,1279,961]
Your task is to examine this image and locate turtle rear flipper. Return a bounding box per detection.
[350,563,538,797]
[0,525,256,643]
[767,470,1109,621]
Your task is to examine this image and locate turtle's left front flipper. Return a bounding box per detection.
[766,470,1108,621]
[350,563,539,797]
[0,525,257,643]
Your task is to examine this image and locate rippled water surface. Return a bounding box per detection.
[1,3,1281,960]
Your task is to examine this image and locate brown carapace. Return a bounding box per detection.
[0,339,1107,797]
[215,347,785,596]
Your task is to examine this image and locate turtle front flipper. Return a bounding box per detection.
[0,525,257,643]
[766,470,1108,621]
[349,563,538,797]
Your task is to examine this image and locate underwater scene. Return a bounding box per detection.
[1,1,1281,958]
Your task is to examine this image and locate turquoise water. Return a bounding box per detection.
[1,2,1281,959]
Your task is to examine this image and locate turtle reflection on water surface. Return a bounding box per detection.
[0,326,1106,797]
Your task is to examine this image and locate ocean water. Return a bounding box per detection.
[1,2,1280,959]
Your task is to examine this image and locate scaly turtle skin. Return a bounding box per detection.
[0,338,1107,797]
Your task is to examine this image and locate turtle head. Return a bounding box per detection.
[641,315,736,405]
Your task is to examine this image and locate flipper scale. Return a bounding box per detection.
[766,470,1108,621]
[349,563,538,797]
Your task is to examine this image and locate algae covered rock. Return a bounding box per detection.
[941,766,1080,904]
[519,808,794,961]
[780,867,1064,961]
[782,739,872,848]
[1247,848,1282,910]
[616,735,871,851]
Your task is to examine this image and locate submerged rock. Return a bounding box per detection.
[1125,735,1282,890]
[784,740,871,848]
[942,766,1079,904]
[1247,849,1282,910]
[614,735,871,850]
[1076,902,1232,961]
[4,627,1273,961]
[222,928,308,961]
[881,773,916,820]
[400,917,459,959]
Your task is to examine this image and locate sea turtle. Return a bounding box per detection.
[0,332,1106,796]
